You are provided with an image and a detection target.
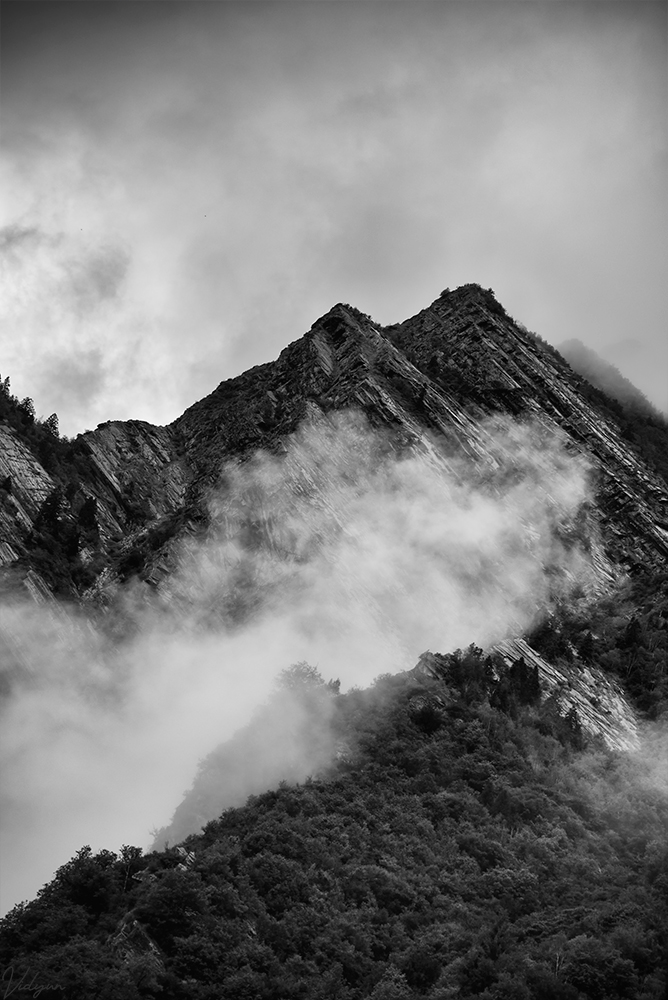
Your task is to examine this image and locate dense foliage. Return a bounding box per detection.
[2,649,666,999]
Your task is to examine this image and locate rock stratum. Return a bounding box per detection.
[1,283,667,761]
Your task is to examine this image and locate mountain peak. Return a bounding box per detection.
[2,282,668,942]
[1,283,667,601]
[434,281,503,306]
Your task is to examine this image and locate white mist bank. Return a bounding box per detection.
[1,411,602,914]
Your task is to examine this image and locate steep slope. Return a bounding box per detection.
[2,286,668,995]
[1,284,666,602]
[169,286,668,578]
[1,285,665,729]
[382,285,668,567]
[2,663,666,999]
[133,286,666,846]
[558,336,668,486]
[0,383,188,597]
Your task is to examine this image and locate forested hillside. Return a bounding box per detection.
[2,650,666,999]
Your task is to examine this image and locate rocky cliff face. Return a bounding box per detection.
[0,424,55,567]
[171,284,668,573]
[2,283,665,600]
[1,284,666,750]
[383,285,668,565]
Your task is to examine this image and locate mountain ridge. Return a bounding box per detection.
[1,283,666,606]
[2,284,668,996]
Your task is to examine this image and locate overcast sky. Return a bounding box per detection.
[1,1,666,436]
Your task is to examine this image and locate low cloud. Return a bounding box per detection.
[163,412,598,669]
[0,410,608,913]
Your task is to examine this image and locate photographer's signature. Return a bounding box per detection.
[1,967,64,998]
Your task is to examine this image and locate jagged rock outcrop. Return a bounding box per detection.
[171,285,668,574]
[81,420,187,531]
[4,281,665,854]
[1,284,666,702]
[413,642,639,754]
[382,285,668,567]
[108,915,165,984]
[1,284,666,601]
[492,637,639,753]
[0,424,55,565]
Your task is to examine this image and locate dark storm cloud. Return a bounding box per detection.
[1,1,666,433]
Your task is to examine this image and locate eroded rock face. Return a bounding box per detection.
[0,286,665,754]
[108,915,165,982]
[83,421,186,517]
[413,638,639,754]
[3,282,665,864]
[0,424,55,559]
[0,417,188,598]
[173,287,668,575]
[383,285,668,567]
[492,637,639,753]
[1,285,666,598]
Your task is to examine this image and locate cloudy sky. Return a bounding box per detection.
[1,1,666,436]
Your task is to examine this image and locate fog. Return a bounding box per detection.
[560,720,668,868]
[0,411,606,913]
[559,338,660,417]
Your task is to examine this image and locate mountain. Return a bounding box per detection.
[1,284,667,997]
[2,284,667,596]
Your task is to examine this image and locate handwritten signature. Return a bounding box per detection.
[1,967,65,998]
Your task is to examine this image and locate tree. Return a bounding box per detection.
[276,661,325,691]
[508,657,541,705]
[18,397,35,423]
[618,617,642,651]
[35,487,65,537]
[44,413,59,437]
[78,496,99,533]
[370,966,413,999]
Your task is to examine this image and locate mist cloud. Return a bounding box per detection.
[0,410,610,913]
